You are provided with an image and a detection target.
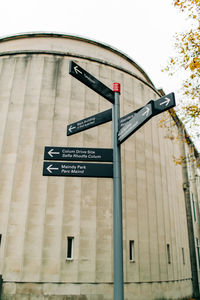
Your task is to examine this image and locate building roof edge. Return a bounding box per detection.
[0,31,155,87]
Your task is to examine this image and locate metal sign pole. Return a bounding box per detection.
[112,83,124,300]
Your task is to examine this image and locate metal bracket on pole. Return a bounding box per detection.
[112,83,124,300]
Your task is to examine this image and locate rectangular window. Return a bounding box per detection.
[196,238,200,268]
[129,240,135,262]
[167,244,171,264]
[66,236,74,260]
[182,247,185,265]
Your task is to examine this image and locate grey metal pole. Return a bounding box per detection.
[112,83,124,300]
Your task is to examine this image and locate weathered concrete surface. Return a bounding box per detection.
[0,33,193,300]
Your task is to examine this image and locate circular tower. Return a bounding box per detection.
[0,33,192,300]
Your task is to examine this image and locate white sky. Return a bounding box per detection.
[2,0,199,148]
[0,0,187,100]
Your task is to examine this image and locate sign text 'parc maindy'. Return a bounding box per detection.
[42,60,175,300]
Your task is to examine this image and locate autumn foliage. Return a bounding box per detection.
[164,0,200,106]
[159,1,200,165]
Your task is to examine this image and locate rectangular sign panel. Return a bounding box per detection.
[118,102,153,144]
[153,92,176,115]
[67,108,112,136]
[119,106,142,130]
[43,162,113,178]
[67,106,147,136]
[44,146,113,162]
[69,61,114,104]
[119,111,136,129]
[117,93,175,144]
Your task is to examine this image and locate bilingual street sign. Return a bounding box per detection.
[118,93,176,144]
[119,111,136,129]
[43,161,113,178]
[153,92,175,115]
[69,61,114,104]
[118,93,175,130]
[44,146,113,162]
[119,107,142,130]
[118,102,153,144]
[67,107,140,136]
[67,108,112,136]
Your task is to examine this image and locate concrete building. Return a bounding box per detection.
[177,122,200,299]
[0,32,197,299]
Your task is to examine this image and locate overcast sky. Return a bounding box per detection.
[0,0,187,101]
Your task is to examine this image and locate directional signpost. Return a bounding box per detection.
[112,83,124,300]
[119,110,137,129]
[67,107,140,136]
[43,161,113,178]
[43,60,176,300]
[118,101,153,144]
[153,92,175,115]
[69,61,114,103]
[67,108,112,136]
[118,92,175,144]
[44,146,113,162]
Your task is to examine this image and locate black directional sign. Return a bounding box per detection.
[44,146,113,162]
[118,92,176,144]
[119,107,142,130]
[67,108,112,136]
[43,162,113,178]
[118,102,153,144]
[153,92,175,115]
[67,106,149,135]
[119,111,136,129]
[69,61,114,104]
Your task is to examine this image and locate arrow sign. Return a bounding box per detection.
[47,149,60,158]
[69,61,114,104]
[46,164,59,173]
[67,107,142,136]
[142,106,150,117]
[153,92,175,115]
[67,108,112,136]
[43,162,113,178]
[118,102,153,144]
[44,146,113,162]
[119,105,147,130]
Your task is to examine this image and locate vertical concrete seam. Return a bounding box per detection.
[0,57,16,273]
[2,55,29,280]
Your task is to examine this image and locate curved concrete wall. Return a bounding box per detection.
[0,33,192,300]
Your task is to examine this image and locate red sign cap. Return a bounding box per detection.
[112,83,121,93]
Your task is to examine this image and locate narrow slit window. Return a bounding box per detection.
[129,240,135,262]
[196,238,200,268]
[167,244,171,264]
[66,236,74,260]
[182,247,185,265]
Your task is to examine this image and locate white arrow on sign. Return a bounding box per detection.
[74,66,82,75]
[47,164,59,173]
[68,125,76,133]
[48,149,60,158]
[160,97,170,107]
[142,106,150,117]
